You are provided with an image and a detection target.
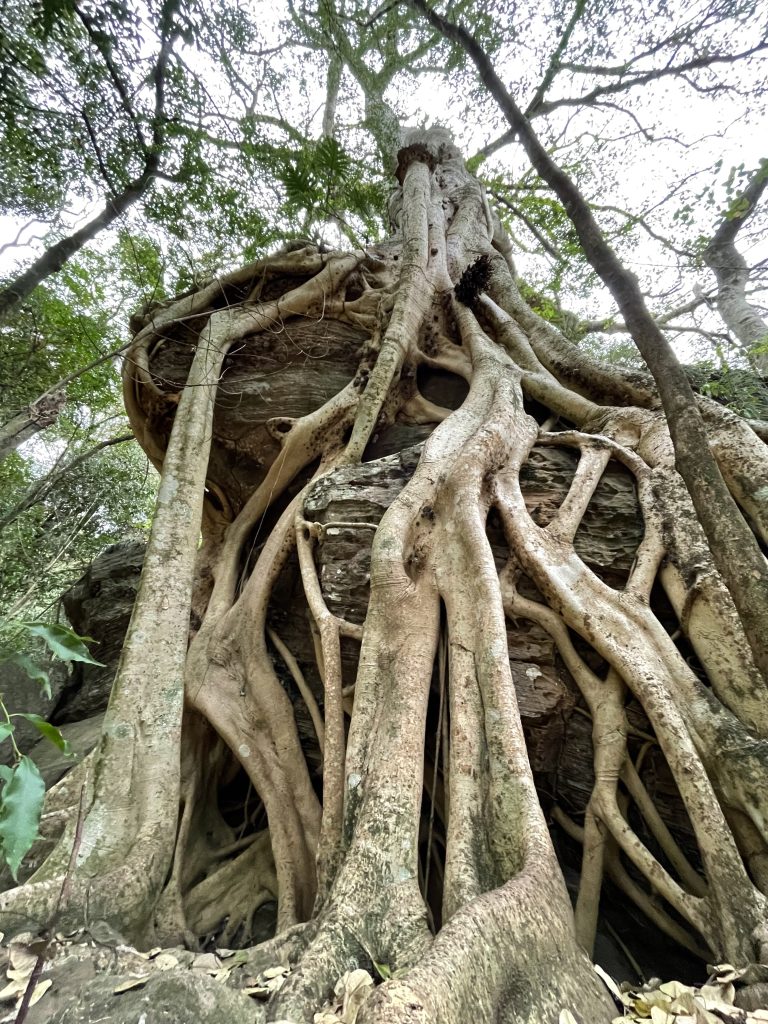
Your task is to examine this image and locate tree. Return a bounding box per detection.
[1,1,768,1022]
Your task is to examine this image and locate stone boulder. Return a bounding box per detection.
[53,541,145,723]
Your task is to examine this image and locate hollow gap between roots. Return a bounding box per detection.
[418,620,449,933]
[236,456,322,597]
[552,827,704,985]
[415,364,470,410]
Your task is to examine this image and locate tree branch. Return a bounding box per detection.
[0,433,134,532]
[532,43,768,117]
[0,0,181,322]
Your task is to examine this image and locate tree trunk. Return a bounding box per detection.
[0,166,156,324]
[0,390,66,463]
[2,128,768,1024]
[704,161,768,374]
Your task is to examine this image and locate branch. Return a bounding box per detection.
[0,392,67,464]
[0,433,134,532]
[525,0,587,116]
[0,1,181,321]
[531,43,768,117]
[490,191,563,261]
[73,2,149,154]
[0,165,157,322]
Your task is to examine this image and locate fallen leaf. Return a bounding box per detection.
[136,947,162,961]
[650,1006,675,1024]
[595,964,624,1003]
[263,965,289,980]
[8,944,37,977]
[213,968,236,984]
[708,964,746,984]
[659,981,693,1000]
[338,969,374,1024]
[6,969,34,984]
[113,976,149,993]
[29,979,52,1007]
[0,979,25,1000]
[242,985,271,999]
[153,953,179,971]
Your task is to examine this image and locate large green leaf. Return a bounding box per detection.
[282,163,316,208]
[0,756,45,881]
[20,622,104,666]
[14,714,71,754]
[314,136,351,180]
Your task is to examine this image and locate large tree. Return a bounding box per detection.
[1,1,768,1022]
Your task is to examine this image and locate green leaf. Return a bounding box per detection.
[20,622,104,666]
[0,766,13,786]
[314,136,351,180]
[0,723,14,745]
[14,714,71,754]
[282,163,315,208]
[0,756,45,881]
[6,653,52,699]
[372,960,391,980]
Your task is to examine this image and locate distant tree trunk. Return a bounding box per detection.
[0,390,66,463]
[704,165,768,375]
[0,165,157,324]
[700,160,768,373]
[2,129,768,1024]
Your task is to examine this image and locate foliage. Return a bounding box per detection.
[0,433,155,620]
[278,136,388,243]
[0,620,100,880]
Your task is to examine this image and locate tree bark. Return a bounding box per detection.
[3,126,768,1024]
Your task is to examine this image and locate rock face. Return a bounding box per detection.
[31,967,261,1024]
[53,541,145,723]
[0,658,68,763]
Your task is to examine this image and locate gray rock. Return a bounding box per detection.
[54,542,145,723]
[0,657,68,763]
[26,713,104,788]
[39,969,262,1024]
